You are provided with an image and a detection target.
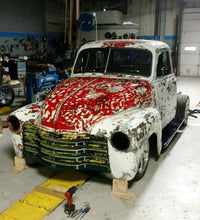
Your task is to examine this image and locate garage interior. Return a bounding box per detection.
[0,0,200,219]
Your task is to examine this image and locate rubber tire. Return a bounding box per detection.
[0,84,15,107]
[176,94,190,126]
[134,141,150,181]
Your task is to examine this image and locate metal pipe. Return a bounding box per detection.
[160,0,167,42]
[154,0,160,37]
[176,2,184,75]
[173,14,179,70]
[76,0,79,21]
[75,0,80,48]
[69,0,73,48]
[64,0,68,45]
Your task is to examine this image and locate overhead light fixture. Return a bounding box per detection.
[103,4,107,11]
[184,46,197,51]
[123,21,139,26]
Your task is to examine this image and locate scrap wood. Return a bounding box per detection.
[52,185,67,193]
[11,156,28,174]
[110,179,134,200]
[34,185,70,199]
[34,185,66,199]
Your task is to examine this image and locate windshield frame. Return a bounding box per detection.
[73,47,153,78]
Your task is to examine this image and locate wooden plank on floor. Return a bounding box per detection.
[0,170,90,220]
[33,185,66,199]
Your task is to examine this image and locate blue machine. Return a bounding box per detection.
[26,66,59,104]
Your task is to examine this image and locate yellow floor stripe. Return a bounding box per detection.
[0,106,12,114]
[0,170,89,220]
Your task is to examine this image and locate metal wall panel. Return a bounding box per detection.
[95,10,123,25]
[178,8,200,76]
[0,0,45,34]
[179,66,199,76]
[179,54,199,66]
[181,31,200,43]
[181,20,200,32]
[45,0,65,34]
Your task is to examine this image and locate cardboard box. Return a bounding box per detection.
[2,74,11,83]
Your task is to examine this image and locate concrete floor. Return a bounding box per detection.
[0,76,200,220]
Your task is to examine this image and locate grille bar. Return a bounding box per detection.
[23,123,110,171]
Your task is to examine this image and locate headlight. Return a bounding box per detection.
[7,115,21,133]
[110,131,130,151]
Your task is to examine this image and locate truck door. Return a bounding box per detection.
[155,50,177,128]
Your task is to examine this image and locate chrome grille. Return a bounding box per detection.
[23,124,110,171]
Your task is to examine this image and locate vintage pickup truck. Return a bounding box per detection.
[7,40,189,181]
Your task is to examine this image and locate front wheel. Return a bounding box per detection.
[0,84,15,107]
[134,141,150,181]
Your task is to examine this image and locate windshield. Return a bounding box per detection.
[74,48,152,77]
[74,48,109,73]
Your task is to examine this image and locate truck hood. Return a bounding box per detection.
[40,76,153,133]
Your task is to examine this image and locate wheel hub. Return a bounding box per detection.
[138,142,149,174]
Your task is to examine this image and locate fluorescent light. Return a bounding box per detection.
[184,46,197,51]
[123,21,139,26]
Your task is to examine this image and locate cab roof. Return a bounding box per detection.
[79,39,169,53]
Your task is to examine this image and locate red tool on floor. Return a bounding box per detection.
[64,185,79,216]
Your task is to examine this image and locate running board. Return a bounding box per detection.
[162,117,184,150]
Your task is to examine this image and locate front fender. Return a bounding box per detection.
[7,102,43,157]
[90,107,162,181]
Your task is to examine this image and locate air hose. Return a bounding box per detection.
[77,13,96,32]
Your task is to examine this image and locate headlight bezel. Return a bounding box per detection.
[110,131,130,151]
[7,115,21,133]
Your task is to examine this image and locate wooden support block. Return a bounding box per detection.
[34,185,66,199]
[11,156,28,174]
[110,179,134,200]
